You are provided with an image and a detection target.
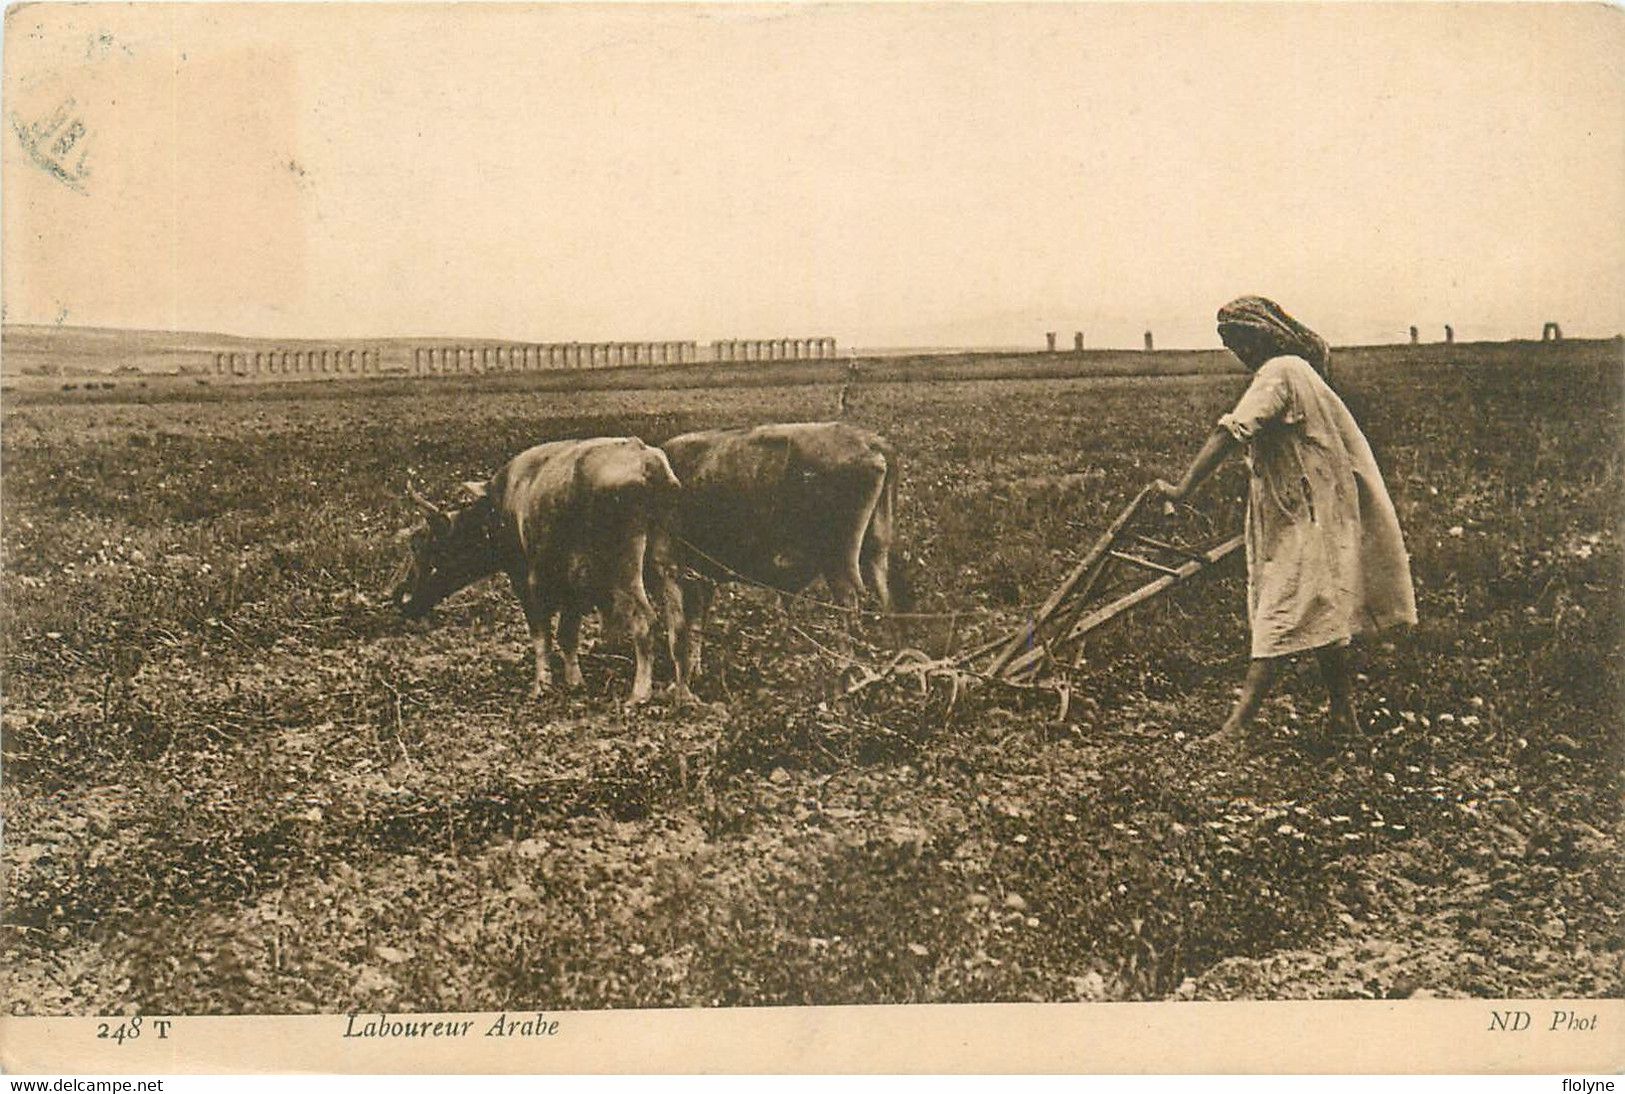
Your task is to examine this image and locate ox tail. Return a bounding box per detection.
[641,447,682,523]
[644,446,682,493]
[865,442,914,615]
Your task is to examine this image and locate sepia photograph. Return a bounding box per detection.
[1,0,1621,1074]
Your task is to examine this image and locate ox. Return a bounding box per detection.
[658,421,906,680]
[393,437,686,706]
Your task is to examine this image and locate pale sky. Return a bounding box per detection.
[4,3,1621,348]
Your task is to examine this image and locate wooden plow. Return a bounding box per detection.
[844,486,1244,702]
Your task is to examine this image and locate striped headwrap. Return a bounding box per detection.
[1216,296,1332,384]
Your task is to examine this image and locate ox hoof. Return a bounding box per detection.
[668,687,725,715]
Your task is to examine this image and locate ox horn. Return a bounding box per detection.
[407,483,447,519]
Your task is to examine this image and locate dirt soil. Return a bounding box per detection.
[2,342,1620,1013]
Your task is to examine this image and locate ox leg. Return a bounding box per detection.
[515,572,555,700]
[557,608,585,690]
[610,533,658,706]
[862,543,906,649]
[647,535,696,705]
[610,587,656,705]
[681,580,715,682]
[820,565,865,677]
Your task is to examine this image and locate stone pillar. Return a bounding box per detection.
[1409,326,1419,345]
[1074,332,1084,352]
[1143,331,1154,352]
[1046,332,1057,352]
[1444,325,1454,344]
[1542,322,1563,342]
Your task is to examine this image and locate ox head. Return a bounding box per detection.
[393,481,495,619]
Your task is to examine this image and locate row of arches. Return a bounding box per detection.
[214,349,377,376]
[711,338,836,362]
[413,342,700,372]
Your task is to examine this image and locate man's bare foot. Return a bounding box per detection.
[1191,722,1248,757]
[1328,699,1362,739]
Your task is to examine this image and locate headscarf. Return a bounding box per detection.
[1216,296,1333,385]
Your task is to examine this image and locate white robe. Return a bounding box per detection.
[1218,356,1417,658]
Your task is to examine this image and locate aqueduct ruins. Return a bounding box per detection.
[708,338,837,362]
[209,337,841,380]
[409,341,702,373]
[213,348,381,377]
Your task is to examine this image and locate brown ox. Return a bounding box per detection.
[393,437,686,705]
[659,421,905,679]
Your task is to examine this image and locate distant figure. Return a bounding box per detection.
[1144,331,1154,351]
[838,357,861,417]
[1153,296,1416,757]
[1074,331,1084,352]
[1046,332,1057,352]
[1409,326,1419,345]
[1444,325,1454,344]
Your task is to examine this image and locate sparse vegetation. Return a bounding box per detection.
[2,342,1620,1013]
